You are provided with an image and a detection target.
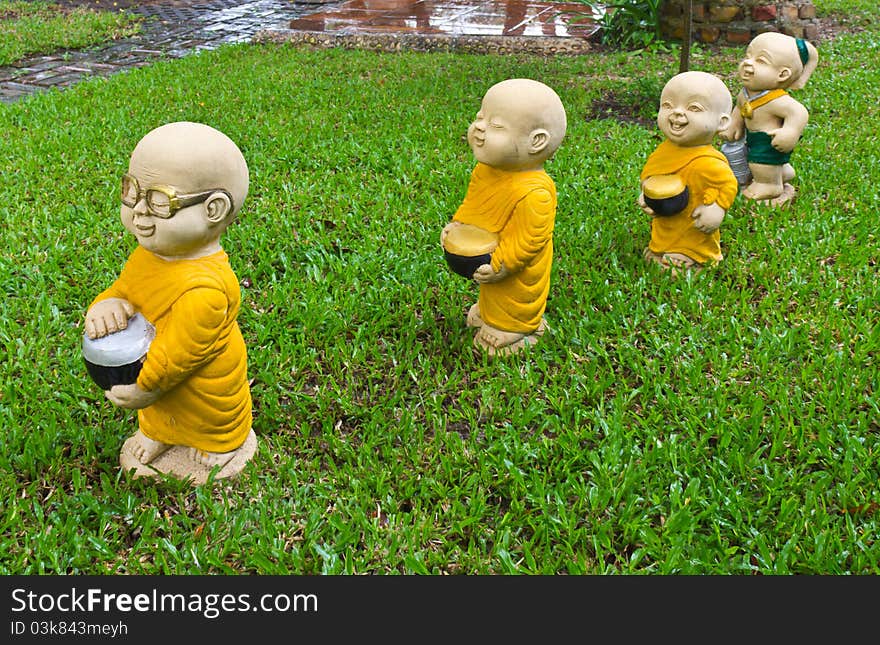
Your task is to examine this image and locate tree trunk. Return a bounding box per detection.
[678,0,692,73]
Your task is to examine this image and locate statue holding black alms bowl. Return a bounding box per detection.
[638,71,739,274]
[83,121,256,484]
[441,78,567,357]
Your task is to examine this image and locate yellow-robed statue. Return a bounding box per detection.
[83,121,256,484]
[441,79,567,357]
[638,71,739,275]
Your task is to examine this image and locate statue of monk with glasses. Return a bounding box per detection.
[84,121,256,484]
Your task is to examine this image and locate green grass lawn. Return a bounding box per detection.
[0,4,877,574]
[0,0,141,66]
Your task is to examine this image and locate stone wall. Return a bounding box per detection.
[660,1,819,45]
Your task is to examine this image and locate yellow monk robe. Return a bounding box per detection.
[453,162,556,334]
[90,246,252,453]
[640,140,738,264]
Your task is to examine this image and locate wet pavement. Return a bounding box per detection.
[264,0,600,56]
[287,0,598,38]
[1,0,337,102]
[1,0,599,103]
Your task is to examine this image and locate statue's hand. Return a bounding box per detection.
[105,382,161,410]
[440,221,462,248]
[473,261,510,284]
[691,203,725,234]
[84,298,135,339]
[638,192,655,217]
[719,123,743,142]
[768,127,799,153]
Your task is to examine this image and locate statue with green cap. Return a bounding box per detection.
[721,32,819,206]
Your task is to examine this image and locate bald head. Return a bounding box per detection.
[129,122,249,217]
[656,71,732,147]
[662,71,732,115]
[484,79,567,156]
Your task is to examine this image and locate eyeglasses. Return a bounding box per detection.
[121,173,234,219]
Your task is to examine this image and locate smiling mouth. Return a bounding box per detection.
[136,225,155,238]
[668,122,687,133]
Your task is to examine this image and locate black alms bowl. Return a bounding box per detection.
[83,360,144,391]
[82,313,155,391]
[645,189,690,216]
[442,223,499,279]
[444,250,493,279]
[643,174,690,216]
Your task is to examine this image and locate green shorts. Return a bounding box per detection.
[746,130,792,166]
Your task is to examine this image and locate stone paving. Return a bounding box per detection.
[260,0,599,56]
[1,0,598,103]
[0,0,341,102]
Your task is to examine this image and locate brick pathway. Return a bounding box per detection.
[0,0,339,102]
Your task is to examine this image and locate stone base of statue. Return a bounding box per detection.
[119,429,257,485]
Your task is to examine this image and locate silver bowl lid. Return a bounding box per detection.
[82,313,155,367]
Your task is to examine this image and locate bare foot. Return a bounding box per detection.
[759,183,797,207]
[466,303,483,328]
[742,181,784,201]
[189,446,237,470]
[474,319,548,356]
[643,249,703,277]
[127,430,172,465]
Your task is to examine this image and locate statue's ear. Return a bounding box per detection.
[716,112,731,133]
[777,67,792,83]
[204,192,232,224]
[529,129,549,155]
